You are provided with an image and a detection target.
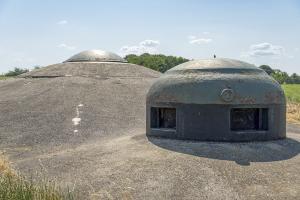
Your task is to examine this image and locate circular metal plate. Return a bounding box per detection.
[220,88,235,102]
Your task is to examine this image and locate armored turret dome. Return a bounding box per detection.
[19,50,158,78]
[147,58,284,105]
[146,58,286,141]
[64,50,127,63]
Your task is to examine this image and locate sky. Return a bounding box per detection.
[0,0,300,74]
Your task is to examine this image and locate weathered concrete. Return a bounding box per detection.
[2,127,300,200]
[0,57,299,199]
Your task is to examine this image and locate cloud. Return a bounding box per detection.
[202,31,210,35]
[189,37,212,45]
[244,42,284,57]
[139,40,160,47]
[57,20,68,25]
[190,38,212,44]
[57,43,76,50]
[120,39,160,55]
[120,46,147,55]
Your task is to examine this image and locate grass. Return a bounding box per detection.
[282,84,300,124]
[282,84,300,103]
[0,75,9,80]
[0,75,14,80]
[0,153,75,200]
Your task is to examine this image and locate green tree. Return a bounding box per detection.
[259,65,300,84]
[259,65,274,75]
[125,53,189,73]
[5,67,29,76]
[271,70,290,84]
[289,73,300,84]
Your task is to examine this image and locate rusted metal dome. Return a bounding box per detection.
[146,58,286,141]
[64,50,127,63]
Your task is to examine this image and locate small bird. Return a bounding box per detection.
[214,54,216,58]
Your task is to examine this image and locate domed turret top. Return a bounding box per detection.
[64,50,127,63]
[147,57,284,105]
[166,58,261,73]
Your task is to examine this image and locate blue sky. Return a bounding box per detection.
[0,0,299,73]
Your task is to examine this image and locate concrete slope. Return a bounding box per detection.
[0,62,160,153]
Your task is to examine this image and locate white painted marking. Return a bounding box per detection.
[72,103,84,127]
[72,117,81,126]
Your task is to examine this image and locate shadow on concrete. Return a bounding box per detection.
[148,136,300,166]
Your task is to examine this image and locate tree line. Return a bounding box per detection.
[126,53,300,84]
[125,53,189,73]
[1,54,300,84]
[259,65,300,84]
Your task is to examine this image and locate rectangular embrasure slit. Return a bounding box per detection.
[230,108,268,131]
[151,107,176,129]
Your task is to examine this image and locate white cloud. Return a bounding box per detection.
[57,20,68,25]
[189,37,212,45]
[202,31,210,35]
[120,39,160,55]
[57,43,76,50]
[120,46,147,55]
[244,42,284,57]
[139,40,160,47]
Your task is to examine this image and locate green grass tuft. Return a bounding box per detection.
[0,153,75,200]
[282,84,300,103]
[0,173,75,200]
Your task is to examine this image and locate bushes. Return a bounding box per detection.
[125,53,189,73]
[5,68,29,77]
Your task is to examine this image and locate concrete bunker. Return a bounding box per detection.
[146,58,286,141]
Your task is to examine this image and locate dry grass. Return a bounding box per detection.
[0,152,16,177]
[0,152,75,200]
[286,101,300,125]
[282,84,300,124]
